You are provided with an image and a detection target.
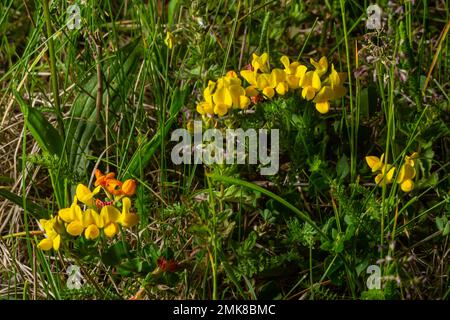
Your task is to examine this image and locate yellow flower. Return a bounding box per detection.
[196,81,216,116]
[405,152,419,166]
[366,152,418,192]
[100,205,121,238]
[328,64,347,99]
[280,56,307,89]
[197,72,251,117]
[257,73,275,99]
[397,153,418,192]
[382,164,396,184]
[226,71,250,109]
[85,224,100,240]
[229,84,250,109]
[280,56,300,75]
[313,86,334,114]
[366,153,394,186]
[270,69,288,95]
[37,216,62,251]
[310,56,328,76]
[82,208,103,240]
[58,199,81,236]
[240,70,257,86]
[164,31,174,49]
[374,164,395,186]
[240,70,275,99]
[223,71,242,87]
[37,238,54,251]
[251,53,269,73]
[365,154,385,172]
[196,101,214,116]
[399,179,414,192]
[212,86,232,115]
[76,184,100,207]
[66,220,84,236]
[58,195,103,238]
[300,71,321,100]
[239,95,251,109]
[119,197,139,228]
[244,86,259,98]
[240,70,259,98]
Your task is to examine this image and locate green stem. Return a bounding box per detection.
[42,0,64,136]
[339,0,356,182]
[22,119,34,276]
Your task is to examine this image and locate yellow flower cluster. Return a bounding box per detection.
[37,172,139,251]
[196,53,347,117]
[365,152,419,192]
[196,71,251,117]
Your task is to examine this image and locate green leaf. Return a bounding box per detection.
[122,86,188,179]
[14,91,63,156]
[117,258,147,276]
[0,188,48,219]
[359,87,369,119]
[443,222,450,236]
[0,176,14,184]
[336,154,349,180]
[436,216,446,231]
[168,0,180,27]
[220,253,246,298]
[356,260,369,277]
[101,241,130,266]
[65,42,141,175]
[14,91,67,208]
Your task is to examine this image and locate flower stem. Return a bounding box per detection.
[0,230,44,240]
[41,0,64,136]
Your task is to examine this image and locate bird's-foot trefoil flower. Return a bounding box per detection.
[37,170,140,251]
[366,152,418,192]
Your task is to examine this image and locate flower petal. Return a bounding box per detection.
[295,65,307,80]
[401,179,414,192]
[100,205,121,224]
[122,179,137,196]
[76,184,95,206]
[53,235,61,250]
[302,87,316,100]
[315,101,330,114]
[280,56,290,70]
[365,156,381,172]
[213,87,232,107]
[262,87,275,99]
[197,102,214,115]
[67,221,84,236]
[240,70,257,85]
[58,207,73,223]
[38,238,53,251]
[311,72,321,91]
[245,86,259,97]
[276,82,288,95]
[85,225,100,240]
[239,96,250,109]
[310,56,328,76]
[104,222,119,238]
[214,104,229,116]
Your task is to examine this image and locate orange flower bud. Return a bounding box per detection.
[95,169,116,187]
[122,179,137,196]
[95,169,103,180]
[106,179,123,196]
